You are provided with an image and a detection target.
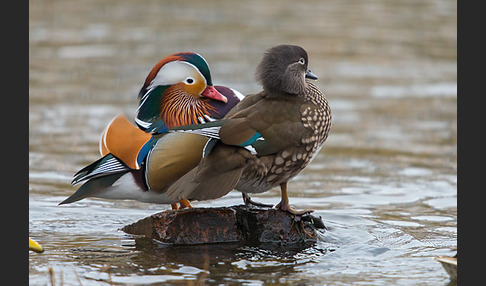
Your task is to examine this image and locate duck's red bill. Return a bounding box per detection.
[202,85,228,103]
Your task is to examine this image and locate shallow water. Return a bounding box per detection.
[30,0,457,285]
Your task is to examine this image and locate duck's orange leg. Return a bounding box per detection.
[275,182,314,216]
[179,199,192,209]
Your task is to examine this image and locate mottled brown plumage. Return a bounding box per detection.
[167,45,331,215]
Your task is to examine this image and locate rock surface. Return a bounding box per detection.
[122,205,325,245]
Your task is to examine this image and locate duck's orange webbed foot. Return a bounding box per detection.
[276,182,314,216]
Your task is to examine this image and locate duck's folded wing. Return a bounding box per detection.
[145,132,209,192]
[166,142,248,201]
[62,172,128,205]
[72,154,130,185]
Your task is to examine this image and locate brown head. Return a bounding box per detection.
[255,45,318,95]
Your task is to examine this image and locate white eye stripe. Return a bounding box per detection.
[148,61,205,90]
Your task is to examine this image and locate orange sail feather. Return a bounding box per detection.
[99,115,151,169]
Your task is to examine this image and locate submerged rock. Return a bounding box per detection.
[122,205,325,245]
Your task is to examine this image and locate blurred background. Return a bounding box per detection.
[30,0,456,285]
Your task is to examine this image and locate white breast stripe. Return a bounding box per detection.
[135,117,151,129]
[203,115,217,122]
[230,88,245,100]
[202,138,218,158]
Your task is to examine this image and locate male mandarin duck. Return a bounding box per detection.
[166,45,332,215]
[59,52,243,209]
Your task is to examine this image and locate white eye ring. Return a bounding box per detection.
[298,58,305,65]
[184,77,195,84]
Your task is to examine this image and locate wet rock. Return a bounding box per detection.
[122,205,325,245]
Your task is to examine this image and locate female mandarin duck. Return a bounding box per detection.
[166,45,332,215]
[59,52,243,209]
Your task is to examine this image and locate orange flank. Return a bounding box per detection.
[100,115,151,169]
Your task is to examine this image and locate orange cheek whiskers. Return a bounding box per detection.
[160,87,215,128]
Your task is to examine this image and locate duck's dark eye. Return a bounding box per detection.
[298,58,305,65]
[185,77,195,84]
